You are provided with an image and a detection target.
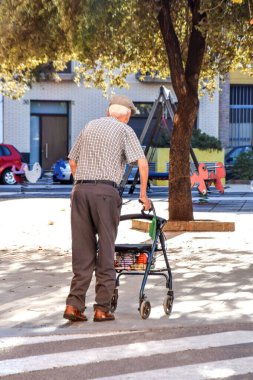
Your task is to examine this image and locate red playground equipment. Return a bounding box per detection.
[190,162,226,195]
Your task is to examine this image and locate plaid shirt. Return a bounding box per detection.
[68,117,145,185]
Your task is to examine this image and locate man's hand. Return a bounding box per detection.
[139,195,152,211]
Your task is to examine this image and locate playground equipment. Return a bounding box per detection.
[190,162,226,195]
[12,162,42,184]
[119,86,226,195]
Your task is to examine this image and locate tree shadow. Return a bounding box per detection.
[0,242,252,333]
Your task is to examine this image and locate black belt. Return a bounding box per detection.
[75,180,118,188]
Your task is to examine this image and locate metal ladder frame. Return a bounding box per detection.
[119,86,199,196]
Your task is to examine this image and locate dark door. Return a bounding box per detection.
[41,116,68,170]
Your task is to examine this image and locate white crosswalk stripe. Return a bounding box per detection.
[0,330,142,349]
[95,356,253,380]
[0,330,253,377]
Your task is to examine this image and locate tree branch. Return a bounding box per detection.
[157,0,187,100]
[185,0,207,93]
[188,0,195,13]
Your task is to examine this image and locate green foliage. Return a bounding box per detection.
[191,129,222,150]
[156,126,171,148]
[156,127,222,150]
[231,152,253,180]
[0,0,252,98]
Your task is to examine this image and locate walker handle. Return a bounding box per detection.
[139,199,156,216]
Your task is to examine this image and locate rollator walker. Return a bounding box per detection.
[112,202,174,319]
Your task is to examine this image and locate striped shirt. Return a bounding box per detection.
[68,117,145,185]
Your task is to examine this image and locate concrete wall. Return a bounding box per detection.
[219,75,230,148]
[4,97,30,151]
[198,83,219,138]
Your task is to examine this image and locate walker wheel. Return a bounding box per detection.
[163,292,174,315]
[111,289,118,312]
[140,300,151,319]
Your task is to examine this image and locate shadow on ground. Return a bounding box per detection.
[0,242,252,333]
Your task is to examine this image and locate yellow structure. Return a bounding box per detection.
[230,70,253,85]
[151,148,225,186]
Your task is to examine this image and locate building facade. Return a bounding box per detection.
[3,70,220,170]
[219,70,253,149]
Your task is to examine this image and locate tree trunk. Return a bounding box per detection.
[169,97,198,221]
[157,0,206,221]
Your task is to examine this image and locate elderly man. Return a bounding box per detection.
[64,95,151,322]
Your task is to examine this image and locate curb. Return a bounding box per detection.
[132,219,235,232]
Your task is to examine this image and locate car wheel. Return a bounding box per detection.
[2,169,17,185]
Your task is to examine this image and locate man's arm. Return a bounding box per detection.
[69,159,77,178]
[137,157,151,211]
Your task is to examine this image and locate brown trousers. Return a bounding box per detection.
[66,183,122,312]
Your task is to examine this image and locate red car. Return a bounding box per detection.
[0,143,23,185]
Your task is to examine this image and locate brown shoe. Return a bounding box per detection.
[63,305,88,322]
[93,309,115,322]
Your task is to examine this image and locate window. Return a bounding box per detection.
[0,145,11,156]
[57,61,72,74]
[230,85,253,105]
[229,85,253,147]
[133,102,154,118]
[31,101,68,115]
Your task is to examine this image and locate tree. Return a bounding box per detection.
[0,0,252,220]
[232,151,253,180]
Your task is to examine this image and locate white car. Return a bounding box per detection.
[52,159,73,184]
[52,160,139,185]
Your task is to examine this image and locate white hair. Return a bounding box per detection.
[108,104,131,119]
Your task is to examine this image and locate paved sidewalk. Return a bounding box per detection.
[0,187,252,336]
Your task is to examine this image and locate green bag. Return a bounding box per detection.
[149,217,157,241]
